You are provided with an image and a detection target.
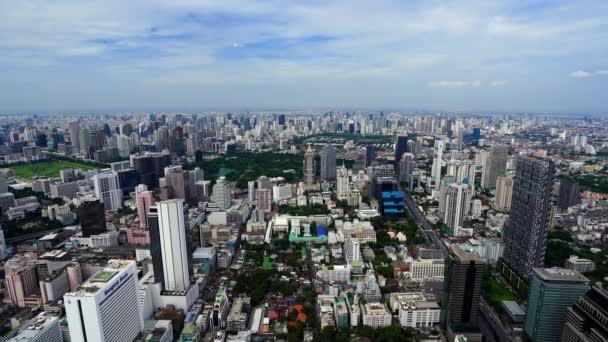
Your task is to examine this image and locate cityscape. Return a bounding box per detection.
[1,1,608,342]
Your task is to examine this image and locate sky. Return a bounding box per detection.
[1,0,608,113]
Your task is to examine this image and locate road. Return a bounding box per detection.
[401,190,448,257]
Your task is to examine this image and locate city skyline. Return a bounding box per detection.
[2,1,608,113]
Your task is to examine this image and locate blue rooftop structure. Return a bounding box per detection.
[381,191,404,218]
[317,226,327,236]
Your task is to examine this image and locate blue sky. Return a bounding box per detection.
[1,0,607,113]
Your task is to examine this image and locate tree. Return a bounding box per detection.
[320,326,335,342]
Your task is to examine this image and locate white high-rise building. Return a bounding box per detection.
[248,181,255,204]
[471,199,482,218]
[210,177,231,210]
[444,183,470,236]
[336,166,349,200]
[431,139,445,189]
[117,135,131,158]
[92,170,122,211]
[155,199,191,292]
[344,234,361,265]
[64,260,143,342]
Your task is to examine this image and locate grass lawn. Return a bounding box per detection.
[12,160,100,180]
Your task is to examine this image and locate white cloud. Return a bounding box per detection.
[570,70,592,78]
[428,80,482,88]
[490,80,509,87]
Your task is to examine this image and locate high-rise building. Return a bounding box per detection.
[65,260,144,342]
[320,144,337,181]
[148,199,192,292]
[210,177,232,210]
[558,179,581,210]
[92,170,123,211]
[78,199,107,237]
[524,268,590,342]
[561,285,608,342]
[442,245,484,338]
[336,165,349,200]
[398,153,415,183]
[502,155,555,280]
[481,145,508,189]
[394,135,408,165]
[303,145,315,186]
[132,152,172,189]
[366,145,375,167]
[5,254,40,308]
[136,184,155,229]
[444,183,471,236]
[495,176,513,211]
[431,138,445,189]
[69,120,80,151]
[256,188,272,212]
[79,127,91,155]
[247,181,256,204]
[344,234,361,265]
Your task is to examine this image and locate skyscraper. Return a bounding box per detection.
[444,182,471,236]
[561,285,608,342]
[524,268,589,342]
[502,155,555,280]
[398,153,414,183]
[248,181,256,204]
[64,260,144,342]
[442,245,484,338]
[78,199,107,237]
[303,145,315,187]
[495,175,514,211]
[558,179,581,210]
[210,177,232,210]
[365,145,375,167]
[431,138,445,189]
[69,120,80,151]
[481,145,508,189]
[135,184,155,229]
[92,170,123,211]
[320,144,337,181]
[394,135,408,165]
[256,188,272,212]
[148,199,192,292]
[336,165,349,199]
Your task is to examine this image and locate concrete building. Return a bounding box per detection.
[444,182,471,236]
[210,177,232,210]
[303,145,315,187]
[503,155,555,280]
[389,292,441,329]
[5,254,41,308]
[362,303,392,328]
[495,176,513,211]
[65,260,144,342]
[344,234,361,265]
[136,184,155,229]
[320,144,337,181]
[92,170,123,211]
[561,285,608,342]
[6,312,63,342]
[481,145,508,189]
[524,268,590,342]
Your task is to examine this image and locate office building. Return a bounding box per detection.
[92,170,123,211]
[7,312,63,342]
[303,145,315,186]
[561,285,608,342]
[39,266,70,303]
[502,155,555,280]
[248,181,255,204]
[65,260,144,342]
[481,145,508,189]
[132,152,172,189]
[394,135,408,165]
[389,292,441,329]
[320,144,337,181]
[564,255,596,274]
[524,268,590,342]
[148,199,192,292]
[78,199,107,237]
[495,176,513,211]
[136,184,155,229]
[442,245,484,336]
[366,145,375,167]
[558,179,581,210]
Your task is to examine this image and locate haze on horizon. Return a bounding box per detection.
[1,0,608,113]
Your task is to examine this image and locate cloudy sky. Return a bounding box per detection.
[1,0,607,113]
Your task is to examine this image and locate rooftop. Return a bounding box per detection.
[533,267,589,283]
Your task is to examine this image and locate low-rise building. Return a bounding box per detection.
[362,303,392,328]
